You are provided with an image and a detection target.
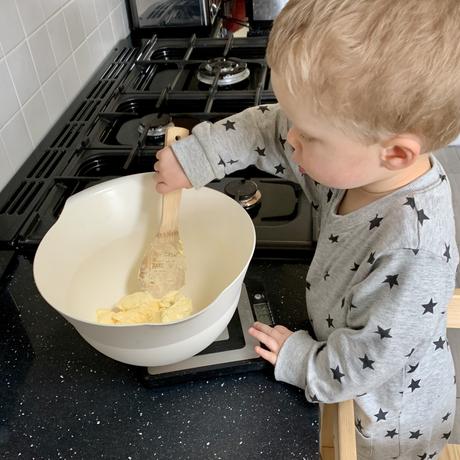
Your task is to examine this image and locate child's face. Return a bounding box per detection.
[271,72,387,190]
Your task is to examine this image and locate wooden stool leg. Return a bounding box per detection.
[439,444,460,460]
[320,403,337,460]
[320,401,357,460]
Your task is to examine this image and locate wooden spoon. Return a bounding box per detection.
[138,126,190,298]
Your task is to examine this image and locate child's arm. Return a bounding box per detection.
[170,104,292,187]
[258,249,456,403]
[156,104,330,211]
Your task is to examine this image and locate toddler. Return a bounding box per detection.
[155,0,460,458]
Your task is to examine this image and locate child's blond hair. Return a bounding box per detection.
[267,0,460,152]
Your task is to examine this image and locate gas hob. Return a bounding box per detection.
[0,33,314,384]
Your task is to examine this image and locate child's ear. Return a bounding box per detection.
[379,134,423,170]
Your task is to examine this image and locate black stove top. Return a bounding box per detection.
[0,32,316,391]
[0,33,315,280]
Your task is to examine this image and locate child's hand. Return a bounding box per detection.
[248,321,293,366]
[154,146,192,193]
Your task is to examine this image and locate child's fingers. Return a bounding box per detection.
[248,325,280,353]
[254,345,277,366]
[155,181,173,194]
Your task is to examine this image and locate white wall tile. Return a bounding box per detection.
[0,136,13,191]
[0,58,20,128]
[108,0,121,11]
[87,30,105,72]
[22,90,51,146]
[0,0,25,54]
[63,1,86,50]
[6,41,40,105]
[42,72,67,124]
[74,41,93,84]
[110,4,127,42]
[0,0,130,191]
[58,55,80,103]
[95,0,110,24]
[40,0,67,19]
[28,25,58,84]
[16,0,46,35]
[47,12,72,66]
[78,0,98,36]
[99,17,115,55]
[1,111,34,171]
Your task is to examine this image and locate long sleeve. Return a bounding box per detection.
[171,104,331,211]
[274,248,456,403]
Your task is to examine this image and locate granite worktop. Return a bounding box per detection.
[0,255,319,459]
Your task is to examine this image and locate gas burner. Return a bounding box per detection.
[197,57,250,86]
[116,113,174,146]
[224,179,262,209]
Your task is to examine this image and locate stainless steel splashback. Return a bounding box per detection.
[251,0,288,21]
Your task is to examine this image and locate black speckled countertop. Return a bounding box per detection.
[0,255,319,459]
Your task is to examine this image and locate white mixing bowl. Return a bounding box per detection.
[33,173,255,366]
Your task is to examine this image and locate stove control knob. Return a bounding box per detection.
[224,180,262,209]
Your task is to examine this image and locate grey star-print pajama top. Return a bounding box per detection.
[172,104,459,459]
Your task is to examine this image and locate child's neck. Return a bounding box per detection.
[338,154,432,215]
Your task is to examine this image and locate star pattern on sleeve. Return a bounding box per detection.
[274,164,285,175]
[257,105,270,113]
[405,348,415,358]
[374,326,392,339]
[417,209,430,226]
[255,146,266,156]
[331,365,345,382]
[374,408,388,421]
[351,262,360,271]
[223,120,236,131]
[369,214,383,230]
[433,337,446,350]
[367,252,376,264]
[403,197,416,209]
[355,419,367,436]
[408,378,421,392]
[349,302,358,311]
[443,244,451,262]
[421,298,437,314]
[279,134,286,148]
[359,353,375,370]
[329,234,339,243]
[409,430,423,439]
[326,314,335,328]
[383,274,399,289]
[407,363,419,373]
[403,197,430,226]
[386,429,398,438]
